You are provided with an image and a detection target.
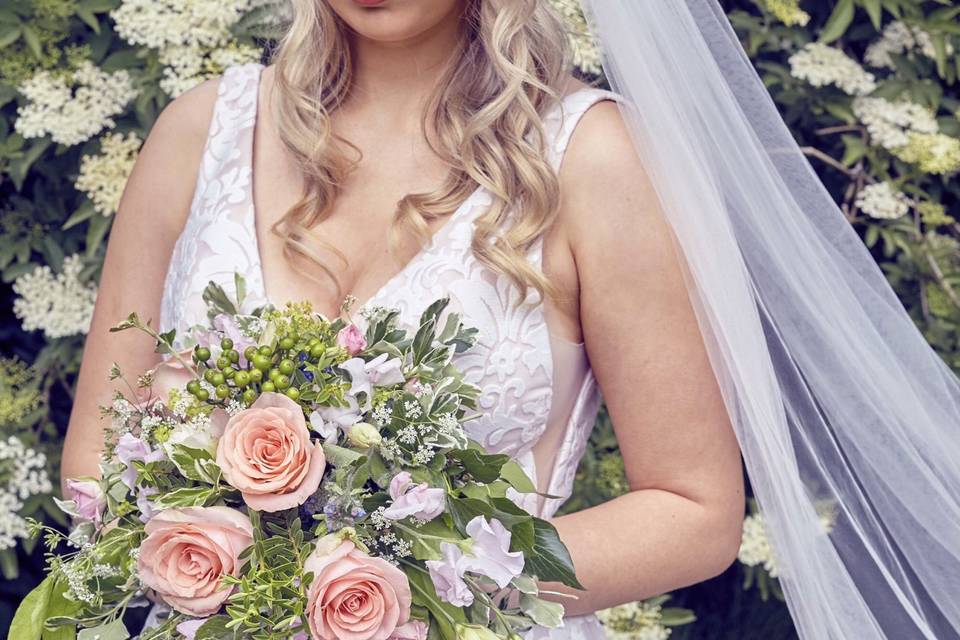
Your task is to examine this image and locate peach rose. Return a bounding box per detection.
[305,537,412,640]
[137,506,253,616]
[216,392,325,512]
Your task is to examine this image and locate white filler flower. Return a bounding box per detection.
[13,254,98,339]
[855,182,911,220]
[75,131,143,216]
[789,43,877,96]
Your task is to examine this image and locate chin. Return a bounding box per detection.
[326,0,466,43]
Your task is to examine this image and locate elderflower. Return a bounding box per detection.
[864,21,948,69]
[0,436,52,551]
[788,43,876,96]
[13,254,98,339]
[596,599,672,640]
[893,132,960,175]
[14,61,137,146]
[111,0,262,96]
[549,0,602,76]
[852,97,938,150]
[738,509,835,578]
[75,131,142,216]
[855,182,911,220]
[756,0,810,27]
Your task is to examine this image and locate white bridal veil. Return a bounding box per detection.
[579,1,960,638]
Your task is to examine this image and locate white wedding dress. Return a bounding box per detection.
[158,61,622,639]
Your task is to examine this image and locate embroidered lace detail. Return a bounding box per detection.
[159,62,621,640]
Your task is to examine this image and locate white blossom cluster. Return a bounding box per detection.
[74,131,142,216]
[738,510,835,578]
[0,436,52,551]
[852,96,938,150]
[13,254,98,339]
[549,0,602,76]
[758,0,810,27]
[14,61,137,146]
[788,43,877,96]
[111,0,262,97]
[855,181,911,220]
[596,600,672,640]
[864,21,943,69]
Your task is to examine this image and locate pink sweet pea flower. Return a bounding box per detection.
[461,516,525,589]
[336,324,368,356]
[425,542,473,607]
[391,619,429,640]
[65,479,105,525]
[382,471,445,522]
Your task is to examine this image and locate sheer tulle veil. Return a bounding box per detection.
[579,1,960,638]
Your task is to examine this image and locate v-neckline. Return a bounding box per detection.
[245,63,485,317]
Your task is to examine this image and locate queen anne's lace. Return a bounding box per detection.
[159,62,619,639]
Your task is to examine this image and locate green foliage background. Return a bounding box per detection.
[0,0,958,637]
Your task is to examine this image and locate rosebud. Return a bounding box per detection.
[347,422,382,448]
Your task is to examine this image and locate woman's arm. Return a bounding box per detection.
[544,102,746,615]
[59,78,220,493]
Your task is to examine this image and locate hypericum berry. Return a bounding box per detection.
[261,381,276,393]
[221,337,234,350]
[203,369,218,384]
[253,355,272,372]
[216,357,231,370]
[276,374,291,390]
[309,344,324,359]
[227,349,240,363]
[186,380,201,395]
[285,387,300,401]
[195,347,211,362]
[258,345,273,356]
[244,346,257,361]
[210,372,225,387]
[215,384,230,399]
[268,368,282,382]
[280,337,295,350]
[242,388,257,404]
[222,367,235,379]
[250,369,263,383]
[196,389,210,401]
[279,359,295,375]
[234,371,250,387]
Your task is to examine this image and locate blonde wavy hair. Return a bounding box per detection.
[268,0,575,304]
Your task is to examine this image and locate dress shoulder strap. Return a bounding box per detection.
[199,62,264,176]
[542,87,625,173]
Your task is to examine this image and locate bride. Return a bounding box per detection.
[61,1,960,639]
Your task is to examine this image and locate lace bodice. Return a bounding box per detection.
[159,62,620,639]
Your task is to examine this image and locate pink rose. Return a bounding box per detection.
[390,620,429,640]
[142,350,196,407]
[215,392,326,512]
[337,324,367,356]
[382,472,445,522]
[65,479,105,525]
[137,506,253,616]
[305,538,412,640]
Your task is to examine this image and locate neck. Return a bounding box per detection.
[346,13,464,110]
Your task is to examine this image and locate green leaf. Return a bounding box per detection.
[499,460,536,494]
[322,442,364,468]
[520,594,565,628]
[519,519,583,590]
[0,24,20,48]
[449,448,509,484]
[195,616,236,640]
[10,575,54,640]
[86,213,113,258]
[62,201,97,230]
[862,0,882,30]
[406,567,466,638]
[75,8,99,33]
[819,0,855,43]
[20,24,41,57]
[77,620,128,640]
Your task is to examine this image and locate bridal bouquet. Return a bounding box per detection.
[12,277,581,640]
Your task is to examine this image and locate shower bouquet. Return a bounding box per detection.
[12,276,581,640]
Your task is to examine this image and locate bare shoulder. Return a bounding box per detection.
[557,96,662,251]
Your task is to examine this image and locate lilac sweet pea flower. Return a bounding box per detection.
[136,486,159,523]
[382,471,445,522]
[390,619,429,640]
[425,542,474,607]
[175,618,208,640]
[316,394,363,431]
[340,354,405,410]
[65,479,105,525]
[115,433,164,489]
[461,516,525,589]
